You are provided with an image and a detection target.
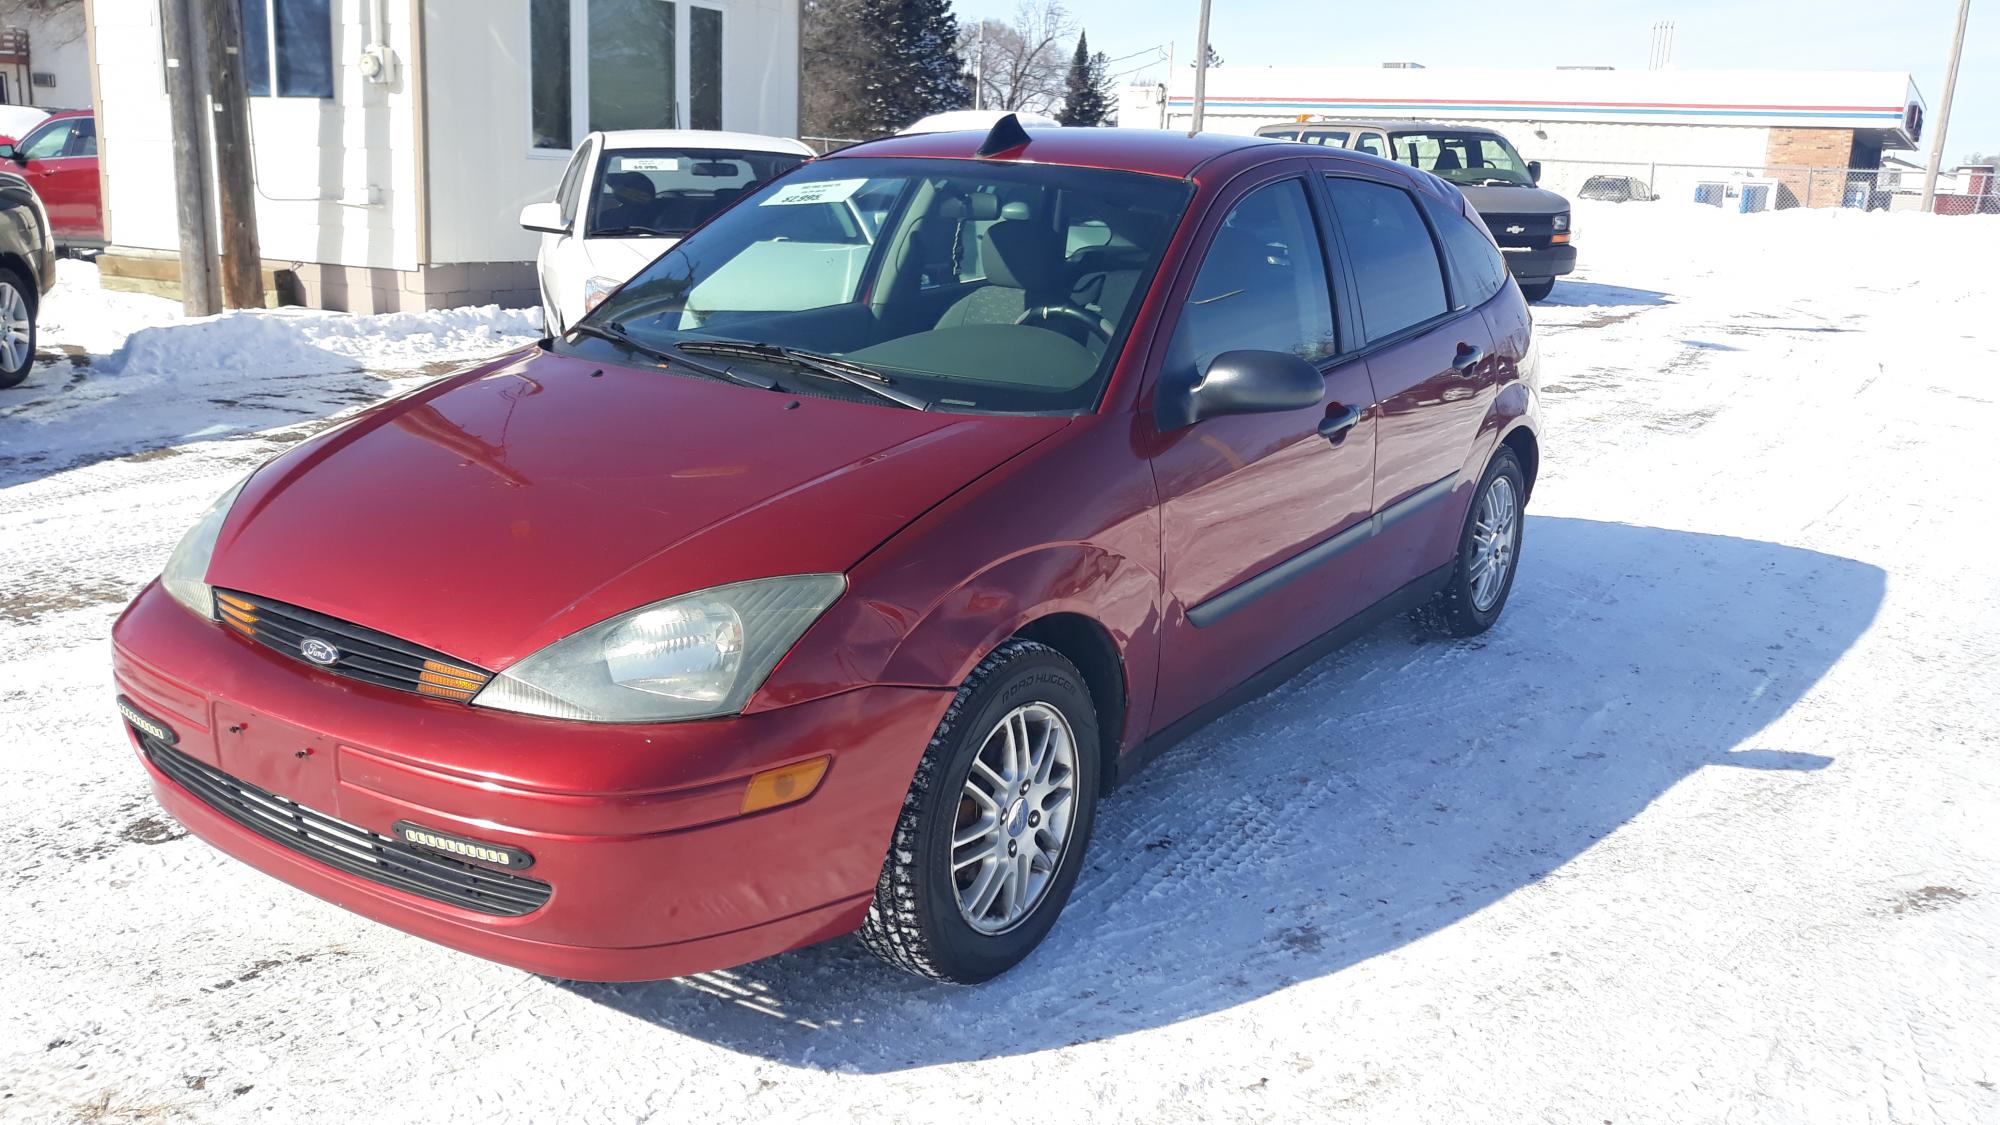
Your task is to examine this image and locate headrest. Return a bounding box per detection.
[981,220,1064,293]
[605,171,655,196]
[940,194,1000,221]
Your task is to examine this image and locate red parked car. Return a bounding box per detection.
[1,109,101,250]
[113,119,1540,984]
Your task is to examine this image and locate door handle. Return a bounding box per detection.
[1451,344,1485,374]
[1317,404,1363,444]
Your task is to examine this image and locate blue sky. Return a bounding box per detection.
[958,0,1997,163]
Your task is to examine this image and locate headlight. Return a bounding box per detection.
[1550,212,1570,233]
[583,275,622,315]
[472,575,846,723]
[160,475,252,620]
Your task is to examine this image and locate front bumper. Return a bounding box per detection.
[112,580,952,981]
[1500,243,1577,282]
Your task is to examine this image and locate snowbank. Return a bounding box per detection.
[98,303,542,379]
[2,265,543,479]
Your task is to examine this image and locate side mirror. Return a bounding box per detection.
[519,200,567,235]
[1527,160,1542,184]
[0,143,19,163]
[1157,349,1325,431]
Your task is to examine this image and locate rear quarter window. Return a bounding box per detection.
[1422,194,1508,309]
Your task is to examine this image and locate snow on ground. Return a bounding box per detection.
[2,208,1997,1124]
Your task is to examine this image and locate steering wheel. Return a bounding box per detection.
[1015,303,1115,345]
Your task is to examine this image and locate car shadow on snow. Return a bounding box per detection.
[1539,280,1672,308]
[557,516,1883,1072]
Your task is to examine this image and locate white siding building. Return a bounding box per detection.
[87,0,799,311]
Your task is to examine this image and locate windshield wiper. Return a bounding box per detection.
[590,225,685,238]
[566,321,780,391]
[672,340,929,411]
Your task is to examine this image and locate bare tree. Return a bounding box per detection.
[963,0,1072,116]
[0,0,84,47]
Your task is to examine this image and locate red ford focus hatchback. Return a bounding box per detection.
[113,120,1540,984]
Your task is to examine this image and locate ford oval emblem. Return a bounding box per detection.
[299,638,341,666]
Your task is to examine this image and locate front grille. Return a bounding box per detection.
[1482,213,1553,250]
[142,733,553,917]
[215,590,492,704]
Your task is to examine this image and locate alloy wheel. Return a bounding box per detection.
[0,282,30,372]
[952,702,1079,935]
[1469,475,1519,612]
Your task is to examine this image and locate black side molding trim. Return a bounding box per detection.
[1186,472,1458,628]
[1112,561,1454,790]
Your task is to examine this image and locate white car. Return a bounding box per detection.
[519,130,816,335]
[898,109,1059,135]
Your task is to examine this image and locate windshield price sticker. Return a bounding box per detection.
[761,179,869,207]
[618,158,680,172]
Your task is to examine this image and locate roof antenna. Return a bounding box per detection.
[976,113,1033,158]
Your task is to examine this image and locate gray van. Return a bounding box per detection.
[1256,120,1574,300]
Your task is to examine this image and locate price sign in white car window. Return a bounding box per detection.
[617,158,680,172]
[760,178,869,207]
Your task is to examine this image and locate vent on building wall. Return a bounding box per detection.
[31,72,55,88]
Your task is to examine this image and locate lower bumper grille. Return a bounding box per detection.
[142,733,552,918]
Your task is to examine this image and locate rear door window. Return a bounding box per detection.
[1352,133,1386,158]
[1322,177,1449,343]
[67,118,97,157]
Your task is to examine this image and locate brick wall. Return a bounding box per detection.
[1764,128,1860,208]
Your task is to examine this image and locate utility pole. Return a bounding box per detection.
[1920,0,1974,213]
[159,0,219,315]
[974,22,984,111]
[201,0,265,308]
[1189,0,1212,136]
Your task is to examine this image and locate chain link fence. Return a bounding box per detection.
[1535,158,2000,215]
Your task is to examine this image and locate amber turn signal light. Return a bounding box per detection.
[1551,232,1572,244]
[741,756,831,814]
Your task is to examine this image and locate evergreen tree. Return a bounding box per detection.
[1058,31,1115,127]
[844,0,973,135]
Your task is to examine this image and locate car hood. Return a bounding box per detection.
[1457,183,1571,215]
[583,236,682,285]
[207,348,1066,670]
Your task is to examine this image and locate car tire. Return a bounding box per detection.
[859,639,1101,984]
[1422,446,1526,637]
[1518,279,1555,302]
[0,267,37,391]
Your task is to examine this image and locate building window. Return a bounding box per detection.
[531,0,726,151]
[689,5,721,131]
[240,0,335,98]
[530,0,571,148]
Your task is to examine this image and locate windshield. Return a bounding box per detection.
[574,157,1192,414]
[1389,131,1535,187]
[587,148,810,238]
